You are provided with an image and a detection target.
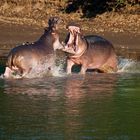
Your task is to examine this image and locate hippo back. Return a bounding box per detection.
[85,35,110,44]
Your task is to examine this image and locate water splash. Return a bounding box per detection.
[1,56,140,79]
[0,54,66,79]
[23,54,66,78]
[117,57,140,73]
[0,74,4,79]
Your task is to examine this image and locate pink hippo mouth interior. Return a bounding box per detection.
[62,44,76,54]
[62,42,78,54]
[62,34,78,54]
[62,25,81,54]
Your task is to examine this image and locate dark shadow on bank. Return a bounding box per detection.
[64,0,139,18]
[65,0,109,18]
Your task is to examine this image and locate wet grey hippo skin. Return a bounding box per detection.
[62,24,118,74]
[4,17,63,78]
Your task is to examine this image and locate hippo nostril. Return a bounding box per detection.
[48,67,51,70]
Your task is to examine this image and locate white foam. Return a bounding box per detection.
[0,74,4,79]
[2,56,140,79]
[23,55,66,78]
[117,57,140,73]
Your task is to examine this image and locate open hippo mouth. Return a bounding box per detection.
[62,25,80,54]
[62,41,77,54]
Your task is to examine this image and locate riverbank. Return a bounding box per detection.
[0,12,139,34]
[0,1,139,34]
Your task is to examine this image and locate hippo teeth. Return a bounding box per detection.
[61,41,65,46]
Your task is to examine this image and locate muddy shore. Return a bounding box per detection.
[0,21,139,61]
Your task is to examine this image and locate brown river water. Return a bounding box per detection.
[0,22,140,140]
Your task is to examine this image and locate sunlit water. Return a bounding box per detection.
[0,56,140,140]
[0,27,140,139]
[0,72,140,140]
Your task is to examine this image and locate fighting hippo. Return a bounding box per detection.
[4,17,63,78]
[62,24,118,74]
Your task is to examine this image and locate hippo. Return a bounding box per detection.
[4,17,63,78]
[62,24,118,74]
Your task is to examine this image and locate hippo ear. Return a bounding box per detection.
[44,27,48,32]
[53,17,61,24]
[48,17,59,24]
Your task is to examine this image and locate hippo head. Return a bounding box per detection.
[48,17,62,31]
[45,17,63,50]
[62,24,82,54]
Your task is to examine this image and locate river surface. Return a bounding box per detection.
[0,23,140,140]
